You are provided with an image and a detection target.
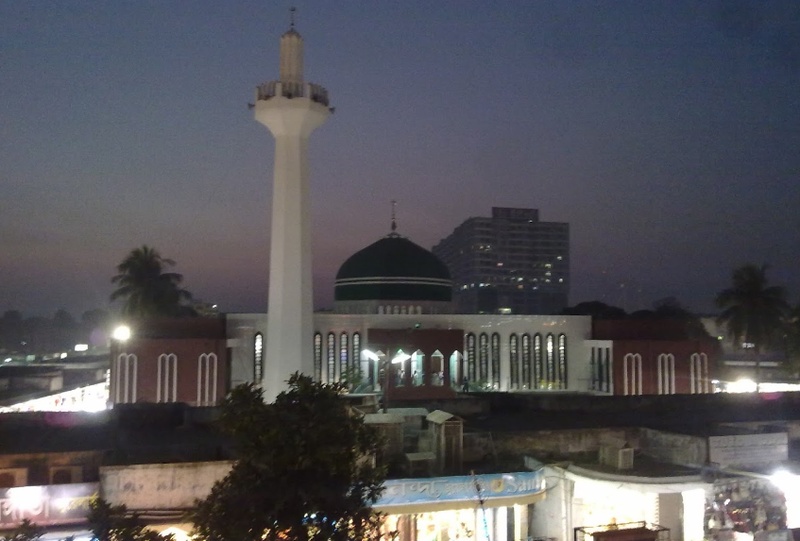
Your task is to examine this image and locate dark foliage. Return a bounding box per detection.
[110,246,194,318]
[190,374,387,541]
[87,499,173,541]
[0,519,44,541]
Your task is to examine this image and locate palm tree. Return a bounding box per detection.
[715,264,789,387]
[110,245,193,318]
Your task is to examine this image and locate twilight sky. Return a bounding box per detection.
[2,1,799,318]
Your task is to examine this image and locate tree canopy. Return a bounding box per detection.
[191,374,386,541]
[110,245,194,318]
[88,498,173,541]
[715,264,789,352]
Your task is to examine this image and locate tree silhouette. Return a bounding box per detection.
[716,264,789,387]
[110,246,193,318]
[716,264,788,351]
[191,374,386,541]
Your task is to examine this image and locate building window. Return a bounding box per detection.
[353,332,362,379]
[690,352,709,393]
[157,353,178,403]
[466,333,477,383]
[491,333,500,388]
[590,346,611,393]
[115,353,137,404]
[478,333,489,383]
[340,332,349,382]
[327,333,336,383]
[509,334,520,389]
[623,353,643,395]
[313,333,322,381]
[658,353,676,395]
[197,353,218,406]
[533,334,543,389]
[545,334,555,389]
[254,332,264,382]
[521,334,531,389]
[557,334,567,390]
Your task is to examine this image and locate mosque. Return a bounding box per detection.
[110,19,716,409]
[220,21,715,405]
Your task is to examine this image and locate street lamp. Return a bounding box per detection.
[112,325,131,342]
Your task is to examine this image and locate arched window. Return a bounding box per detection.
[509,334,520,390]
[197,353,218,406]
[545,334,555,389]
[491,333,500,388]
[115,353,137,404]
[313,333,322,381]
[658,353,676,395]
[521,334,531,389]
[623,353,643,395]
[340,332,349,381]
[353,332,362,378]
[478,333,489,383]
[52,470,72,485]
[327,333,336,382]
[157,353,178,403]
[557,334,567,389]
[533,334,543,389]
[254,333,264,382]
[466,333,477,383]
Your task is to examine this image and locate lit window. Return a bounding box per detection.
[254,333,264,382]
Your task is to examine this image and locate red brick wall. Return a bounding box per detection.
[611,339,717,395]
[111,337,228,406]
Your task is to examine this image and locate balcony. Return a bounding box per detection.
[256,81,329,106]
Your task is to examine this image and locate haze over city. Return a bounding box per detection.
[2,1,799,318]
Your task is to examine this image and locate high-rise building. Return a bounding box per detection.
[432,207,569,314]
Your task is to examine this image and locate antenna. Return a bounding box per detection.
[391,200,397,234]
[289,6,296,30]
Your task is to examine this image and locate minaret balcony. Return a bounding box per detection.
[257,81,329,106]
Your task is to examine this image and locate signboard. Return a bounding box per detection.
[377,471,544,508]
[0,483,98,529]
[709,433,788,467]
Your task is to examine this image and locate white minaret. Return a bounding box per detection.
[255,12,331,402]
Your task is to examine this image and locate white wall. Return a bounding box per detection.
[100,461,233,510]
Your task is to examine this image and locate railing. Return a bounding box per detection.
[574,521,670,541]
[256,81,329,106]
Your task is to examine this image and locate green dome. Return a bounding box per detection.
[335,235,452,302]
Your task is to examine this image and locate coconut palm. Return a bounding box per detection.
[716,264,789,387]
[110,245,193,318]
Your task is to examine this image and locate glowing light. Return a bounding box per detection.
[60,352,68,359]
[391,350,411,364]
[7,486,44,513]
[74,344,89,352]
[727,378,757,393]
[112,325,131,341]
[362,349,379,362]
[770,470,800,527]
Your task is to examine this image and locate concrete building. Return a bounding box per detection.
[432,207,570,315]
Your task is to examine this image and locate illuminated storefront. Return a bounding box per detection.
[375,471,546,541]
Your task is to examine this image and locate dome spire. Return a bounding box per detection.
[390,200,398,236]
[289,6,296,30]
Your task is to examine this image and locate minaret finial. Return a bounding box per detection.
[391,200,397,234]
[289,7,296,30]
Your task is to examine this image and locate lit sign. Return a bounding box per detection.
[0,483,98,528]
[377,471,544,508]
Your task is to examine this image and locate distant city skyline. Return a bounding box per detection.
[2,1,799,317]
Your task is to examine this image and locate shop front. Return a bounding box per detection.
[375,471,546,541]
